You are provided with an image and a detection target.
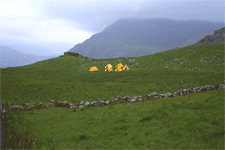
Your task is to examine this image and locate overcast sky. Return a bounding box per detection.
[0,0,224,55]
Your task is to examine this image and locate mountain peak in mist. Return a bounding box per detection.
[67,18,224,59]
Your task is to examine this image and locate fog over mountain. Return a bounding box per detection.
[1,0,224,56]
[67,18,224,59]
[2,18,224,69]
[1,42,58,56]
[0,46,61,69]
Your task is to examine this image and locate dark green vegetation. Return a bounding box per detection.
[64,52,80,57]
[0,41,224,149]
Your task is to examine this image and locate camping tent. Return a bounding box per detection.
[123,65,129,71]
[115,63,123,68]
[115,67,123,72]
[105,63,113,72]
[105,67,113,72]
[105,63,113,69]
[89,66,98,71]
[115,63,123,72]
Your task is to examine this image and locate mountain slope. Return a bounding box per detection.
[187,27,225,47]
[67,18,224,59]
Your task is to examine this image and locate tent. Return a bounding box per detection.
[105,67,113,72]
[89,66,98,71]
[115,67,123,72]
[105,63,113,69]
[115,63,123,68]
[105,63,113,72]
[123,65,129,71]
[115,63,123,72]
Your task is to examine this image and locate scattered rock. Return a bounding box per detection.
[128,59,135,65]
[174,58,178,62]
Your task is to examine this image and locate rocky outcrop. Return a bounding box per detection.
[64,52,80,57]
[187,27,225,47]
[1,84,224,113]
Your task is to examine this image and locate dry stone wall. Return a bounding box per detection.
[1,84,224,113]
[0,84,224,147]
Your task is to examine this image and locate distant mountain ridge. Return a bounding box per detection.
[67,18,224,59]
[0,46,61,68]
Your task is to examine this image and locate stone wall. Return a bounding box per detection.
[2,84,224,113]
[0,84,224,149]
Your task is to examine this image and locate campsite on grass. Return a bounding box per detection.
[1,40,224,149]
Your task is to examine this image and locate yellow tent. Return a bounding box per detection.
[105,63,113,72]
[89,66,98,71]
[115,67,122,72]
[105,66,113,72]
[105,63,113,69]
[115,63,123,72]
[115,63,123,68]
[123,65,129,71]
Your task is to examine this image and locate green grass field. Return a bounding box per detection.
[0,41,224,149]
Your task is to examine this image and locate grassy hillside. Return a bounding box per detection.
[0,41,224,149]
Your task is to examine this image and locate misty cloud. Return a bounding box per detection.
[40,0,143,33]
[40,0,224,33]
[0,0,224,55]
